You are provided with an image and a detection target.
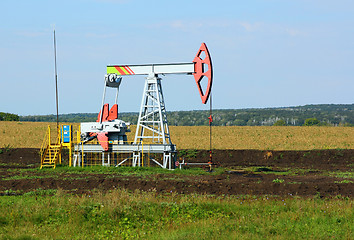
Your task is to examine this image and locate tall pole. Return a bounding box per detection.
[208,92,213,171]
[54,29,59,137]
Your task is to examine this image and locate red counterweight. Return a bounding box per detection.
[193,43,213,104]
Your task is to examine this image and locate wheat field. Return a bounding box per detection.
[0,121,353,150]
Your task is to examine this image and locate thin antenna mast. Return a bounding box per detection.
[208,92,213,171]
[54,29,59,136]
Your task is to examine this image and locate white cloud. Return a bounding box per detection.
[145,20,203,32]
[84,32,118,38]
[170,20,203,30]
[238,22,264,32]
[170,20,184,29]
[145,19,307,40]
[237,21,306,37]
[15,30,46,38]
[285,28,304,37]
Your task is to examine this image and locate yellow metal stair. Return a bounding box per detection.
[41,144,62,169]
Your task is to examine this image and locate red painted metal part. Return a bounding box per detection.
[97,104,119,122]
[193,43,213,104]
[97,132,109,151]
[107,104,118,121]
[97,104,109,122]
[208,115,213,124]
[95,103,119,151]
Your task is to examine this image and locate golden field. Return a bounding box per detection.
[0,121,353,150]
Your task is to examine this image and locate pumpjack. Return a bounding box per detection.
[74,43,213,169]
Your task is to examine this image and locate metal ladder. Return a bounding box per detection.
[40,144,62,169]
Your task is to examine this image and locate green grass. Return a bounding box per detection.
[178,149,199,158]
[0,162,21,167]
[23,188,58,196]
[1,166,226,184]
[335,180,354,184]
[9,165,226,177]
[329,171,354,179]
[2,175,50,181]
[288,182,302,184]
[5,166,353,184]
[272,178,285,183]
[0,189,352,239]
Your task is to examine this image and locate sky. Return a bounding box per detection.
[0,0,353,116]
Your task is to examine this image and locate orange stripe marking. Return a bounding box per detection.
[115,66,125,75]
[125,66,135,74]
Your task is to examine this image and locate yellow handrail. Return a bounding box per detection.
[56,126,61,144]
[40,126,50,159]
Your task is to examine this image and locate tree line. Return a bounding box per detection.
[14,104,354,126]
[167,104,353,126]
[0,112,19,121]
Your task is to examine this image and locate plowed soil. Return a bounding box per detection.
[0,148,353,197]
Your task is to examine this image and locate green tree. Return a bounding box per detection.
[233,119,246,126]
[0,112,19,121]
[273,119,286,126]
[304,118,320,126]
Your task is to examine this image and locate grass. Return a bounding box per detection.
[1,122,354,150]
[0,189,352,239]
[3,164,353,190]
[3,165,225,179]
[272,178,285,183]
[0,166,226,185]
[1,122,353,239]
[178,149,199,158]
[329,171,354,179]
[3,165,353,183]
[2,175,53,181]
[335,180,353,184]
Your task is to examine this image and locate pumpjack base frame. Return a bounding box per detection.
[73,143,177,170]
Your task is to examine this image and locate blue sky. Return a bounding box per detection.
[0,0,353,115]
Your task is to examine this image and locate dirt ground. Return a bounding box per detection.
[0,148,353,197]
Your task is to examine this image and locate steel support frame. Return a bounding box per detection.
[73,143,176,170]
[134,74,171,145]
[132,151,140,167]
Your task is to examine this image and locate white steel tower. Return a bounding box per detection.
[134,74,171,145]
